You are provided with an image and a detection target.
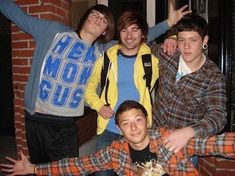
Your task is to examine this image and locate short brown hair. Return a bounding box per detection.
[176,14,208,39]
[115,100,148,126]
[116,9,148,43]
[76,4,115,43]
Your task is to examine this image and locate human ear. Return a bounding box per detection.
[203,35,209,44]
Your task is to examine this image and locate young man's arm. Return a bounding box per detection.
[185,132,235,159]
[191,77,227,137]
[0,146,115,175]
[163,77,227,153]
[36,149,114,175]
[85,56,105,110]
[85,56,114,119]
[0,0,69,39]
[147,4,191,43]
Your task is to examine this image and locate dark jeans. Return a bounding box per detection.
[25,111,79,164]
[95,130,122,176]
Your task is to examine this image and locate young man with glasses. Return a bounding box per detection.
[0,0,116,164]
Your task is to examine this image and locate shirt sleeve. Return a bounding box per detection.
[190,75,227,137]
[36,146,114,175]
[84,56,106,112]
[147,20,170,43]
[185,132,235,159]
[0,0,69,39]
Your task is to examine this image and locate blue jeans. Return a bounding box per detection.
[95,130,122,176]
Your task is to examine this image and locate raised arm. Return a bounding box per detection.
[147,4,191,43]
[0,0,69,39]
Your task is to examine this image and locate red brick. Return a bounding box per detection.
[12,41,29,49]
[13,82,26,90]
[56,7,66,17]
[12,59,29,65]
[13,75,29,82]
[40,13,61,21]
[214,170,235,176]
[12,32,32,40]
[29,41,36,48]
[29,5,56,14]
[13,67,30,74]
[16,0,39,5]
[13,50,34,57]
[215,158,235,169]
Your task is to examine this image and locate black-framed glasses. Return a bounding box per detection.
[89,11,107,25]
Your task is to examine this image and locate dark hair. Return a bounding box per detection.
[175,14,208,39]
[76,4,115,43]
[116,9,149,43]
[115,100,148,126]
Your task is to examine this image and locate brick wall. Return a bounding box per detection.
[198,157,235,176]
[12,0,72,156]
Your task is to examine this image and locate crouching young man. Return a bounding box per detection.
[1,100,235,176]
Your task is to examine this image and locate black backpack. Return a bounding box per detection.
[100,52,152,105]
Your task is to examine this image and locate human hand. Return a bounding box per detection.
[167,3,192,27]
[162,37,178,55]
[163,127,194,153]
[98,105,114,119]
[0,151,35,176]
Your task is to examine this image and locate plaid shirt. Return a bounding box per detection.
[36,128,235,176]
[150,43,227,137]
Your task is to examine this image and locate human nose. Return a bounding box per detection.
[130,122,137,130]
[126,30,133,39]
[184,40,191,48]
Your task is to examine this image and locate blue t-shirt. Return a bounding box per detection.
[107,51,139,134]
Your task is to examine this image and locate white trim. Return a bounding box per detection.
[97,0,108,6]
[146,0,155,27]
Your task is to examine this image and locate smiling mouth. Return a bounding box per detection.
[131,132,140,137]
[184,52,191,56]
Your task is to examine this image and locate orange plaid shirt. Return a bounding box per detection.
[36,128,235,175]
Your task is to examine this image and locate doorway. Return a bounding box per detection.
[0,13,14,136]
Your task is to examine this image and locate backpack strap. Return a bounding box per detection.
[100,52,111,105]
[142,54,152,92]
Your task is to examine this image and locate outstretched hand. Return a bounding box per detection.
[0,151,35,176]
[167,3,192,27]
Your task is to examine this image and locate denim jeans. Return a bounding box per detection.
[95,130,122,176]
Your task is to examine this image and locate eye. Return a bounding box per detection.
[121,29,127,33]
[121,122,129,127]
[191,38,198,42]
[177,39,184,43]
[136,118,143,122]
[102,18,107,24]
[132,28,139,32]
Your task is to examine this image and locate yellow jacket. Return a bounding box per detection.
[85,43,159,134]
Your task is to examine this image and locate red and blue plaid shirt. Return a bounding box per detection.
[36,128,235,176]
